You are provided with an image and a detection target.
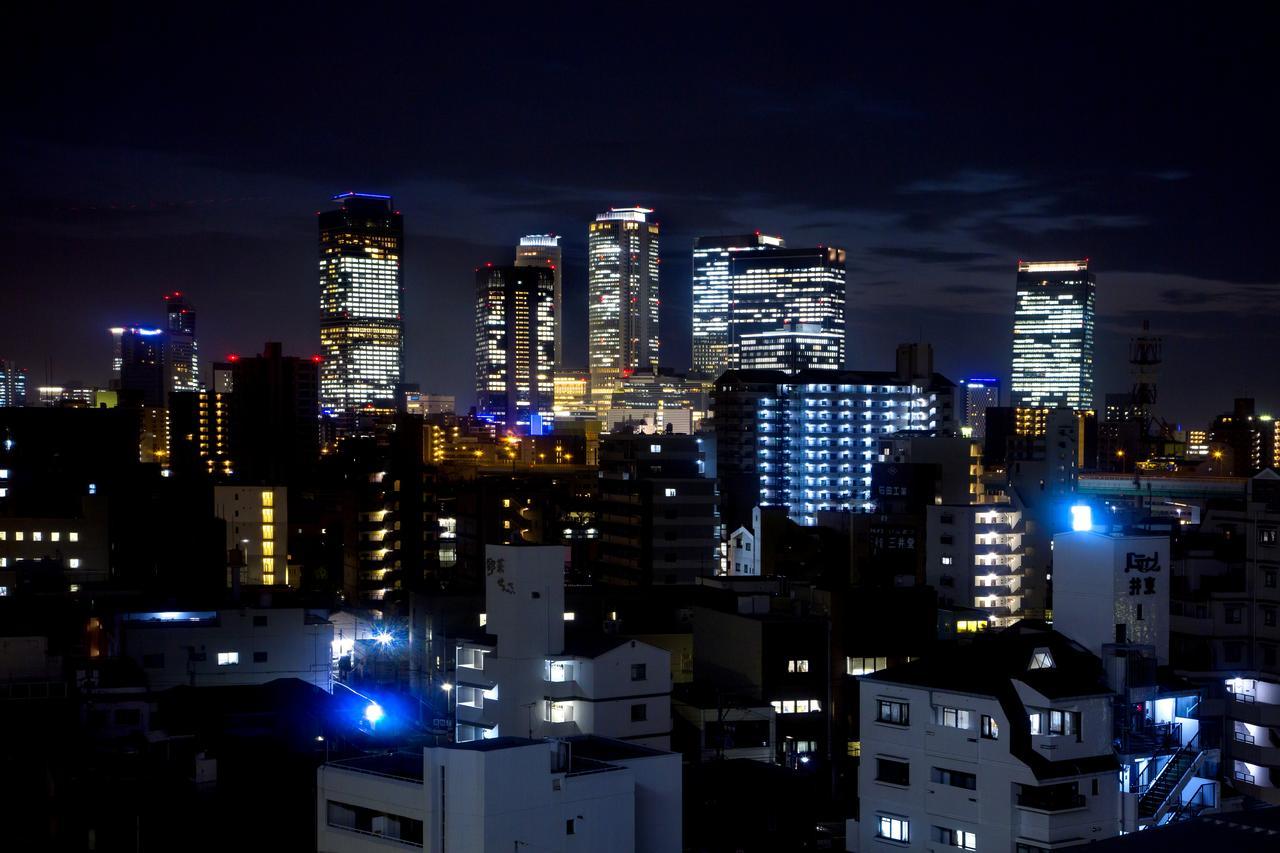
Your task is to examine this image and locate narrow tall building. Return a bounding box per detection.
[1011,259,1095,411]
[587,207,659,406]
[475,265,555,432]
[0,359,27,407]
[515,234,563,367]
[163,291,199,393]
[962,376,1000,437]
[692,234,846,375]
[318,192,404,428]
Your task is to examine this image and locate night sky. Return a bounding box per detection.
[3,4,1277,426]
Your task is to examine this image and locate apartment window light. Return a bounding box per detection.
[876,815,909,843]
[217,652,240,666]
[70,532,79,542]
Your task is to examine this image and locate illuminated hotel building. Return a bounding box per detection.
[318,192,404,428]
[475,264,555,432]
[515,235,563,367]
[692,235,846,376]
[962,377,1000,437]
[587,208,659,409]
[1010,259,1095,411]
[214,485,288,587]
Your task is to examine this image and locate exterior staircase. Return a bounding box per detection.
[1137,733,1203,821]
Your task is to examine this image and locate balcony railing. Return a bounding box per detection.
[1017,790,1087,812]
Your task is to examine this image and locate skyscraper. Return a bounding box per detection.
[163,291,199,393]
[318,192,404,427]
[691,234,846,375]
[962,377,1000,437]
[587,207,659,407]
[515,235,563,367]
[0,360,27,407]
[118,326,167,406]
[475,264,555,432]
[1010,259,1095,411]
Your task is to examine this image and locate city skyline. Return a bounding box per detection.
[2,6,1278,426]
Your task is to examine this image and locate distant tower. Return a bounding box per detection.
[1129,319,1162,436]
[475,265,555,432]
[515,235,563,367]
[318,192,404,431]
[1011,259,1095,410]
[0,360,27,407]
[588,207,659,410]
[163,292,199,393]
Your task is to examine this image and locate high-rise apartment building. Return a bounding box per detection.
[214,485,288,587]
[515,234,563,367]
[0,360,27,407]
[318,192,404,427]
[962,377,1000,437]
[587,208,659,407]
[162,292,199,393]
[475,265,555,432]
[692,234,846,376]
[1011,259,1095,410]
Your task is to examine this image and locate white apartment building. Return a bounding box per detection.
[927,501,1028,628]
[855,623,1119,852]
[119,607,333,692]
[316,735,681,853]
[214,484,288,587]
[455,545,672,748]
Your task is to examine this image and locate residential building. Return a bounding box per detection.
[316,735,681,853]
[588,207,659,410]
[119,607,333,692]
[927,500,1030,628]
[318,192,404,430]
[597,433,718,585]
[857,623,1119,852]
[691,234,846,375]
[712,344,958,527]
[962,377,1000,437]
[227,342,320,483]
[214,485,288,587]
[0,499,110,586]
[1011,259,1096,411]
[454,545,673,748]
[474,264,555,432]
[515,234,564,367]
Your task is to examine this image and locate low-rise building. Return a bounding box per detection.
[857,623,1120,852]
[316,736,681,853]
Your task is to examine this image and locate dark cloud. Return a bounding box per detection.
[867,247,998,265]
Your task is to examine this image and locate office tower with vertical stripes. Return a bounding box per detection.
[475,265,555,432]
[1011,259,1095,411]
[588,207,659,409]
[515,235,563,367]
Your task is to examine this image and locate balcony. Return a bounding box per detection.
[1228,693,1280,727]
[1016,788,1087,813]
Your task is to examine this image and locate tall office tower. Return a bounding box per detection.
[739,322,842,373]
[515,235,563,367]
[318,192,404,428]
[962,376,1000,437]
[587,207,659,408]
[0,360,27,407]
[162,292,199,393]
[692,234,847,375]
[118,326,167,406]
[475,265,555,432]
[1011,259,1095,411]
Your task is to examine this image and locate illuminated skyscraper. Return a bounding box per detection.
[0,360,27,407]
[587,207,659,407]
[515,235,562,367]
[691,234,846,375]
[739,322,843,373]
[318,192,404,428]
[475,265,555,432]
[962,377,1000,437]
[163,292,199,393]
[1011,259,1095,411]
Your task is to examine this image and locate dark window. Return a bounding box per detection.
[326,801,424,845]
[253,615,268,627]
[1265,608,1277,628]
[1136,604,1143,621]
[566,819,575,835]
[142,653,164,669]
[876,757,910,786]
[877,699,910,726]
[940,535,954,546]
[630,703,647,722]
[631,663,647,682]
[1226,606,1243,624]
[1260,527,1277,546]
[1264,645,1277,667]
[931,766,976,790]
[1266,570,1278,589]
[254,651,269,663]
[1091,778,1099,796]
[941,513,954,525]
[1016,781,1083,812]
[1224,642,1245,663]
[190,651,207,662]
[114,708,142,726]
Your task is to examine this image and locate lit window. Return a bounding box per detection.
[68,558,81,569]
[217,652,240,666]
[69,532,79,542]
[51,532,61,542]
[788,659,809,673]
[14,531,23,541]
[876,815,909,843]
[649,444,662,453]
[262,541,274,556]
[664,487,677,497]
[261,490,273,508]
[0,531,6,540]
[941,555,953,565]
[1028,648,1055,670]
[1029,713,1042,735]
[261,524,274,540]
[847,656,887,676]
[877,699,910,726]
[936,706,972,729]
[261,508,274,523]
[0,585,7,596]
[32,531,43,542]
[562,611,576,622]
[981,715,1000,740]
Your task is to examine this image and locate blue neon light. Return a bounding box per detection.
[332,191,392,201]
[1070,504,1093,532]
